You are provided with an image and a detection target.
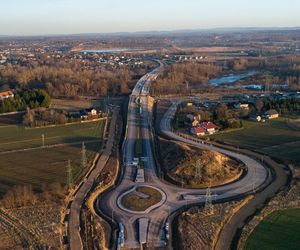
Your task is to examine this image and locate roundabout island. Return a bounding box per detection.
[117,185,167,214]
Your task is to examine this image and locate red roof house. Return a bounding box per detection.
[200,122,217,134]
[191,127,206,136]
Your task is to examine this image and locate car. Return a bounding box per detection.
[129,161,138,166]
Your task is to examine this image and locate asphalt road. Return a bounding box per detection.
[96,67,270,249]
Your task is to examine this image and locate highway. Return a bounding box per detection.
[96,66,270,249]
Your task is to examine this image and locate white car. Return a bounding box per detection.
[129,160,138,166]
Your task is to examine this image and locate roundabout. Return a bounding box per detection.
[117,185,167,214]
[96,66,270,249]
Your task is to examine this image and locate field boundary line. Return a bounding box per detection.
[0,139,102,155]
[260,140,300,150]
[24,117,107,130]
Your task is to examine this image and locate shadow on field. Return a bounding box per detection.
[61,136,103,154]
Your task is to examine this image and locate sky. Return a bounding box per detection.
[0,0,299,35]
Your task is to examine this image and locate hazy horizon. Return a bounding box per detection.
[1,0,300,36]
[1,26,300,38]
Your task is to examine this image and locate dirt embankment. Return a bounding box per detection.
[158,137,243,188]
[175,198,252,250]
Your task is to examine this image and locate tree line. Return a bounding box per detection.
[0,62,147,97]
[151,62,222,96]
[0,89,51,114]
[263,98,300,114]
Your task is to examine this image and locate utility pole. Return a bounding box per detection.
[186,81,189,96]
[41,134,45,147]
[181,176,184,188]
[67,160,73,188]
[81,142,87,168]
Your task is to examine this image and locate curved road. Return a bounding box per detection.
[96,66,270,249]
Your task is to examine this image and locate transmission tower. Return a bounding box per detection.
[204,187,214,215]
[195,159,202,181]
[81,142,87,168]
[204,163,214,215]
[67,160,73,187]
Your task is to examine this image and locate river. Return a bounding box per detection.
[209,71,257,86]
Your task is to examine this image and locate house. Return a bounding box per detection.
[192,120,199,127]
[79,108,97,119]
[86,108,97,116]
[191,127,206,136]
[0,90,14,100]
[200,122,217,134]
[249,115,262,122]
[265,109,279,119]
[234,103,249,109]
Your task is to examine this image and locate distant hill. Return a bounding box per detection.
[1,27,300,39]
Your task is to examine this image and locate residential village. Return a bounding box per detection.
[0,47,146,69]
[174,97,284,138]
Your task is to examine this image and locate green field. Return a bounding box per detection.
[0,120,105,152]
[244,209,300,250]
[0,120,106,197]
[211,118,300,161]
